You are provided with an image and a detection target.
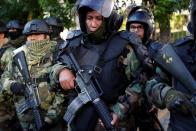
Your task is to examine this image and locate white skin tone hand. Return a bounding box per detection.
[59,68,75,90]
[111,113,120,127]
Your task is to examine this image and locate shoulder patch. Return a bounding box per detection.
[173,36,193,47]
[66,30,82,40]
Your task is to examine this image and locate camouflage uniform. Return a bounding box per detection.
[1,40,67,131]
[111,40,166,131]
[112,39,196,131]
[6,19,25,48]
[8,35,26,48]
[0,38,14,75]
[0,38,20,131]
[111,6,166,131]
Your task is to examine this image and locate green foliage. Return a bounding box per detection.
[171,31,187,42]
[153,0,189,21]
[142,0,189,42]
[39,0,76,28]
[0,0,76,28]
[171,14,188,30]
[142,0,189,21]
[0,0,42,23]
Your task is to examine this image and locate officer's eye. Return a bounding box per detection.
[96,16,103,21]
[86,16,93,20]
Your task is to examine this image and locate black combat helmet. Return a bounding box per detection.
[126,6,154,42]
[6,20,23,40]
[77,0,123,33]
[44,16,63,38]
[6,20,23,30]
[23,19,49,35]
[0,21,7,33]
[44,16,63,31]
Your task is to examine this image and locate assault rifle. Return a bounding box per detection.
[13,50,43,131]
[63,49,116,131]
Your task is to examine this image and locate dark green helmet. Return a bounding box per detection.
[22,19,49,35]
[0,21,7,33]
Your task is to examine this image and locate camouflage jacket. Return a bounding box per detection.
[8,35,26,48]
[111,41,170,120]
[0,39,15,123]
[0,39,15,77]
[1,40,66,128]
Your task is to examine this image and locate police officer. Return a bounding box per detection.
[50,0,149,130]
[0,20,21,131]
[44,16,64,43]
[111,5,196,131]
[44,16,64,61]
[0,20,12,76]
[144,1,196,130]
[141,1,196,131]
[111,6,164,131]
[1,19,67,131]
[6,20,26,48]
[125,6,163,131]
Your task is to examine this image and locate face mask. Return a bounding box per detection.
[51,27,61,39]
[8,31,21,40]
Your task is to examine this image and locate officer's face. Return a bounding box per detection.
[129,23,144,40]
[27,34,49,42]
[85,11,103,32]
[0,32,5,40]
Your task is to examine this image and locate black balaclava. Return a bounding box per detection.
[51,26,61,39]
[8,29,22,40]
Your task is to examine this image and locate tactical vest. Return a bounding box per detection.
[60,31,130,103]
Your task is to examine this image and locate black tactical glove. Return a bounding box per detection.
[10,82,25,95]
[163,89,194,115]
[40,121,51,131]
